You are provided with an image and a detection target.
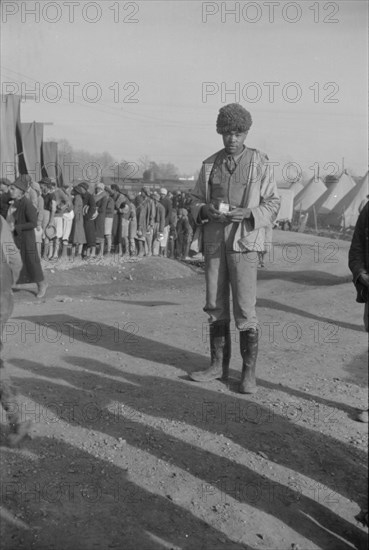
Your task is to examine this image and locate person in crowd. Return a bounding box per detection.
[348,201,369,423]
[189,103,280,393]
[39,178,56,260]
[104,186,115,256]
[110,185,126,255]
[172,190,180,212]
[24,175,38,210]
[31,181,44,259]
[0,178,12,219]
[77,182,97,260]
[119,196,132,257]
[159,187,172,257]
[176,208,193,261]
[167,208,178,259]
[128,193,137,257]
[94,182,108,259]
[135,194,148,257]
[0,215,31,446]
[48,180,73,260]
[151,192,165,256]
[8,175,48,298]
[69,184,86,260]
[140,187,155,256]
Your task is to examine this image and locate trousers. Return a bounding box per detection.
[204,242,258,330]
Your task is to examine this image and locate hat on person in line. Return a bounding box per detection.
[13,175,31,193]
[78,181,89,192]
[95,182,105,192]
[0,178,12,187]
[160,188,167,196]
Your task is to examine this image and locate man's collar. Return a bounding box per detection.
[222,145,247,164]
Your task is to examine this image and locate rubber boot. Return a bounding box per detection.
[222,322,231,381]
[190,322,227,382]
[239,329,259,394]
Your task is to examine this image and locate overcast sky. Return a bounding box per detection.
[1,0,368,179]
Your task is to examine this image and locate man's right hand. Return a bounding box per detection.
[200,204,222,222]
[359,273,369,287]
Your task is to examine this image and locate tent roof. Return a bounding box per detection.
[294,177,326,211]
[307,171,356,215]
[324,172,369,227]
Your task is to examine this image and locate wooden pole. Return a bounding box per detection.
[313,205,318,233]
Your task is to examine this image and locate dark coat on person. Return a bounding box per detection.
[160,196,172,226]
[12,196,44,284]
[69,191,86,245]
[349,202,369,303]
[82,192,97,247]
[94,191,108,240]
[0,191,12,219]
[153,201,165,234]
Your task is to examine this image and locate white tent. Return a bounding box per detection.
[306,170,357,226]
[317,171,356,213]
[294,177,326,211]
[324,172,369,227]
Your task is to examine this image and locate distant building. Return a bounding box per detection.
[101,169,195,194]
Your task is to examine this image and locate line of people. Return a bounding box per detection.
[0,177,196,263]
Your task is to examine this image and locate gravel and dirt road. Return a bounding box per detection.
[1,230,368,550]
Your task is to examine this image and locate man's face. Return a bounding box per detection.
[222,131,247,156]
[9,186,23,200]
[0,183,8,194]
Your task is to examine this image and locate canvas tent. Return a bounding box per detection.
[306,170,356,226]
[289,181,304,197]
[20,122,44,182]
[318,171,356,213]
[0,94,22,180]
[42,141,63,186]
[324,172,369,228]
[294,177,326,211]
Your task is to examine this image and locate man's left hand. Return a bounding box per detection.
[226,208,252,223]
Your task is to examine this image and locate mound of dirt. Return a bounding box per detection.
[17,257,199,294]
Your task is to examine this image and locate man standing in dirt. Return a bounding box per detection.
[189,103,280,394]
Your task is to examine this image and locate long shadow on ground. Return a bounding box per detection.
[10,349,368,549]
[0,437,248,550]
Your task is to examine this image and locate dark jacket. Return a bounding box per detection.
[12,196,44,284]
[160,197,172,226]
[349,202,369,303]
[0,191,12,219]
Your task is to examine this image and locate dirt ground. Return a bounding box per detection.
[1,229,368,550]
